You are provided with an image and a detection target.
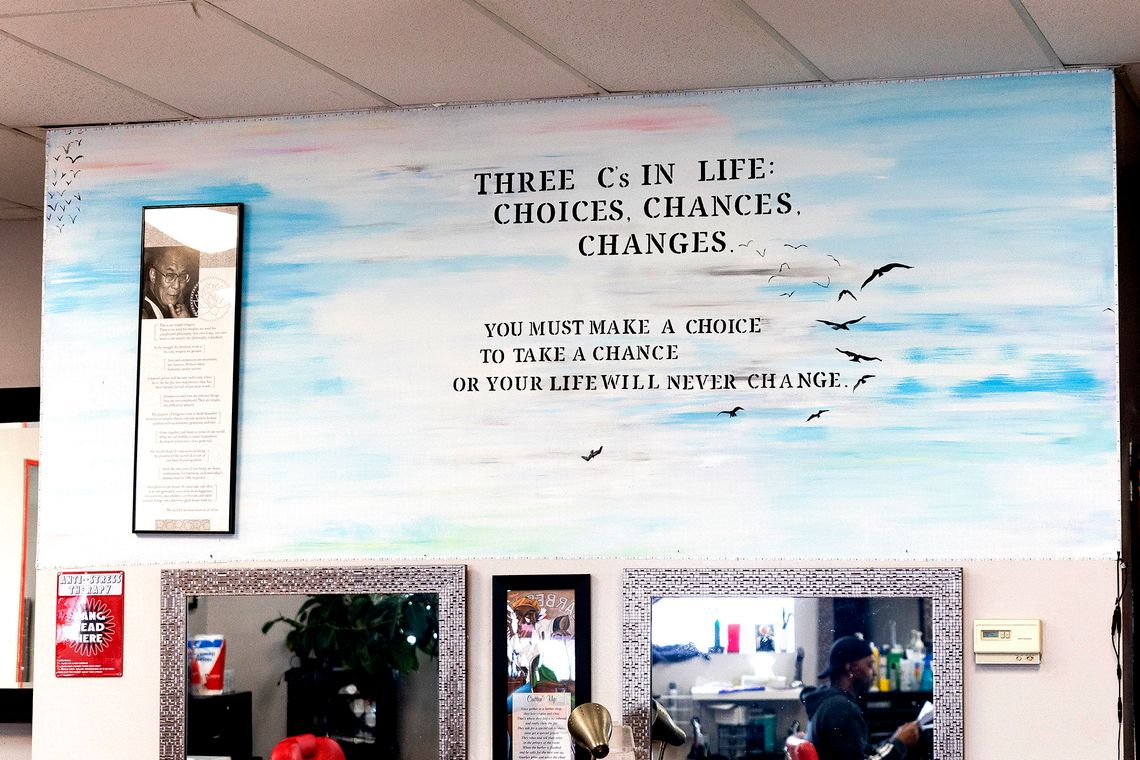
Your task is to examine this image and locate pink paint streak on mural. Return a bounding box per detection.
[534,106,726,134]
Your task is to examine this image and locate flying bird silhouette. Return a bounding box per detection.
[806,409,829,422]
[836,348,881,362]
[816,316,865,330]
[784,243,807,249]
[779,262,791,271]
[828,255,841,266]
[64,154,84,163]
[813,276,830,288]
[768,274,782,283]
[755,248,767,257]
[861,262,913,289]
[853,375,875,392]
[779,291,794,297]
[718,406,744,417]
[837,289,857,301]
[581,446,603,461]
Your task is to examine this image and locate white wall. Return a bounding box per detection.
[29,558,1121,759]
[0,220,41,389]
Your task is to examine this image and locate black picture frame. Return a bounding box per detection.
[132,203,244,534]
[0,388,38,423]
[492,574,591,760]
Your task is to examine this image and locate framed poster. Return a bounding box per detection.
[55,570,124,678]
[493,574,591,760]
[132,203,243,533]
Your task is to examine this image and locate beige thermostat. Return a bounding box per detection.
[973,619,1042,664]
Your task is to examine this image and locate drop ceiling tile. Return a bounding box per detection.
[0,0,172,15]
[0,200,42,220]
[745,0,1058,81]
[0,32,185,127]
[480,0,819,92]
[1023,0,1140,65]
[0,129,46,208]
[14,126,46,140]
[0,3,388,119]
[213,0,595,105]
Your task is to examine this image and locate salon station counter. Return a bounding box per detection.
[690,685,804,702]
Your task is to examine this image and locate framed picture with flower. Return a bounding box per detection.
[492,574,591,760]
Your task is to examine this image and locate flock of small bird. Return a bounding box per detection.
[46,136,84,233]
[715,242,912,427]
[580,242,912,460]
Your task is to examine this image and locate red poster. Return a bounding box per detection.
[55,571,124,678]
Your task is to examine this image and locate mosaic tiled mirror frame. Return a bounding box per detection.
[159,564,467,760]
[621,567,964,760]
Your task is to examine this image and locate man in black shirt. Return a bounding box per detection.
[801,636,919,759]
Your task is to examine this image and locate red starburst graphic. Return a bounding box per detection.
[68,598,117,657]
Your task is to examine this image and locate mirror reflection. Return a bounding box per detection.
[185,593,439,760]
[160,565,466,760]
[651,596,933,760]
[1,421,38,690]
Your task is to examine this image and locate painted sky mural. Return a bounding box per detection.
[39,71,1119,564]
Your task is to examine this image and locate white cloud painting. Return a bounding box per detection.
[39,71,1119,563]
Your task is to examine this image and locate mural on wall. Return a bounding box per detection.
[39,71,1119,563]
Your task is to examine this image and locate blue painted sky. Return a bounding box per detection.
[38,71,1120,563]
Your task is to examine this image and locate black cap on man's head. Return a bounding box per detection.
[818,635,873,679]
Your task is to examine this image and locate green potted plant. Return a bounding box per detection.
[262,593,439,758]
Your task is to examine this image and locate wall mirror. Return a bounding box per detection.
[0,388,39,721]
[160,565,466,760]
[621,568,963,760]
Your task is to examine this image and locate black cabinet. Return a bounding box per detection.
[0,689,32,723]
[187,690,253,760]
[284,668,400,760]
[862,690,932,760]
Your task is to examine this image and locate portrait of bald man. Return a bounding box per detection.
[140,245,199,319]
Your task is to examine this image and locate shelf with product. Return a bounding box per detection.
[707,703,784,759]
[653,652,806,760]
